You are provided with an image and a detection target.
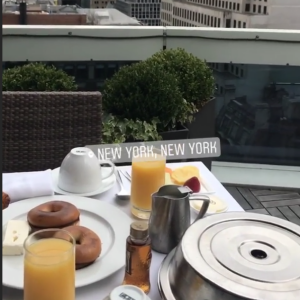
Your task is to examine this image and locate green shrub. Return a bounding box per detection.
[102,60,185,131]
[145,48,215,109]
[2,62,77,91]
[102,113,161,144]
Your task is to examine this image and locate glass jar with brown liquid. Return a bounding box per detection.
[122,221,152,294]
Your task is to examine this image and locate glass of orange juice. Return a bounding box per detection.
[24,228,76,300]
[131,147,166,219]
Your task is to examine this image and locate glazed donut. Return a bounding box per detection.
[27,201,80,231]
[54,225,102,270]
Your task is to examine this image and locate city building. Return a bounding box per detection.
[161,0,300,29]
[57,0,116,9]
[114,0,160,26]
[2,1,141,25]
[89,0,115,9]
[78,8,142,24]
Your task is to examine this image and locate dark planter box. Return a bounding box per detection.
[159,124,189,141]
[185,97,216,170]
[159,124,189,164]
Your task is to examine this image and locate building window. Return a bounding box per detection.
[235,66,239,76]
[64,65,75,76]
[263,6,267,14]
[245,3,250,12]
[76,65,88,80]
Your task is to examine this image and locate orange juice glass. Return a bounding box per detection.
[131,147,166,219]
[24,228,76,300]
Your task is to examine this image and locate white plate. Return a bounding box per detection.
[52,167,116,196]
[190,194,228,215]
[2,195,131,289]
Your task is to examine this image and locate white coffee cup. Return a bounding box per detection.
[58,147,115,194]
[103,285,151,300]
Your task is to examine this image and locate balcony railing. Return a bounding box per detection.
[3,25,300,169]
[3,26,300,63]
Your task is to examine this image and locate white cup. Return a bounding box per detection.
[103,285,151,300]
[58,147,115,194]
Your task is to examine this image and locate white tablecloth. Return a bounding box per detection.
[3,162,244,300]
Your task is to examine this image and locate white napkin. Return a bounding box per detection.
[3,170,54,203]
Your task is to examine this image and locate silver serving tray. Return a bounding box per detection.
[158,248,176,300]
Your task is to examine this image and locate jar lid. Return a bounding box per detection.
[105,285,151,300]
[130,221,149,240]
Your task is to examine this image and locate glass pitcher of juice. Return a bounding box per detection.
[24,228,75,300]
[130,147,166,219]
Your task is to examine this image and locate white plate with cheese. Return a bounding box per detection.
[2,195,131,289]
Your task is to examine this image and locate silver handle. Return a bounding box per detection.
[189,194,210,222]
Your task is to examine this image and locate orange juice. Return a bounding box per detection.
[131,154,165,219]
[24,238,75,300]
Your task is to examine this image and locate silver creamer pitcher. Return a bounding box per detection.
[149,185,210,254]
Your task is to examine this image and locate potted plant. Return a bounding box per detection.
[2,62,78,91]
[144,48,216,140]
[143,48,216,169]
[102,60,196,142]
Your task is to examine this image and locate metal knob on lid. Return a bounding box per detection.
[159,212,300,300]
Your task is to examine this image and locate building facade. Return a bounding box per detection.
[90,0,115,9]
[161,0,300,29]
[115,0,160,26]
[2,2,140,25]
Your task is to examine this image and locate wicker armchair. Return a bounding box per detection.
[3,92,103,173]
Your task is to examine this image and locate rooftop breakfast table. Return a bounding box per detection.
[3,161,244,300]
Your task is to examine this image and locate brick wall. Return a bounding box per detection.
[3,13,87,25]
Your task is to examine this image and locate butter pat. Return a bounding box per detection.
[3,220,30,256]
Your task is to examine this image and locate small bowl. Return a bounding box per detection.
[190,194,228,215]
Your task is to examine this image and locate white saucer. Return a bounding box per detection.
[52,167,116,196]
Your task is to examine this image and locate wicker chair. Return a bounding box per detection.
[3,92,103,173]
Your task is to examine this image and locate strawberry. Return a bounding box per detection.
[184,177,201,193]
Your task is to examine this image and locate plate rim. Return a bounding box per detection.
[190,196,228,215]
[52,167,116,196]
[2,195,131,289]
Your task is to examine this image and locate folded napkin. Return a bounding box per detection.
[3,170,54,203]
